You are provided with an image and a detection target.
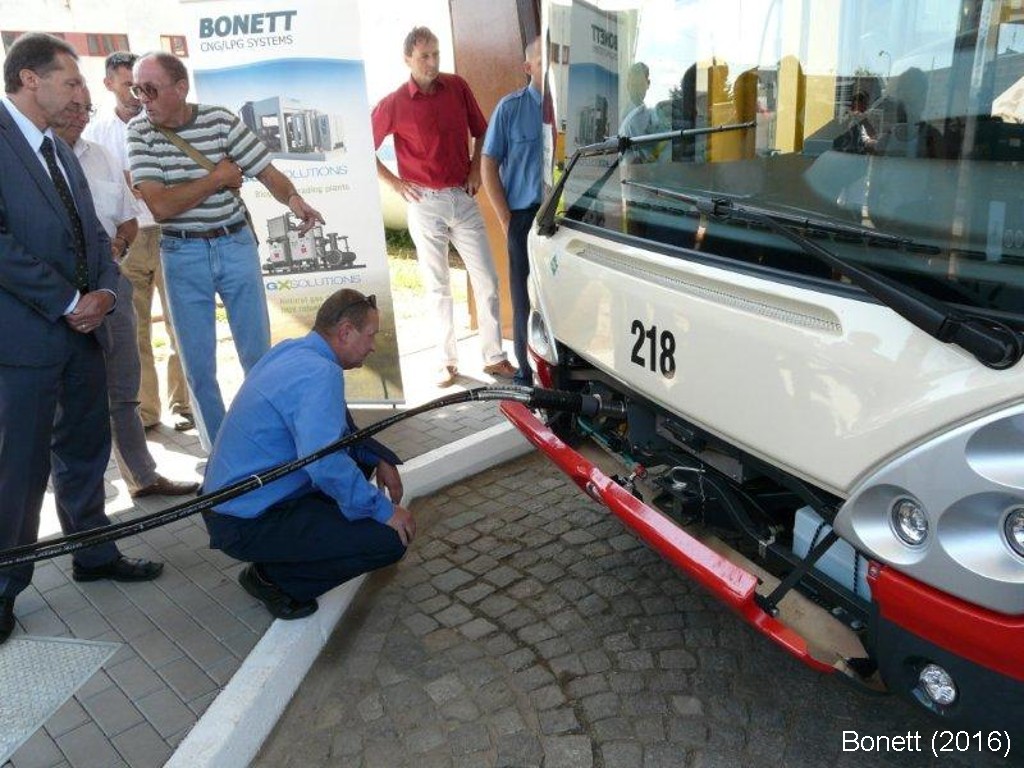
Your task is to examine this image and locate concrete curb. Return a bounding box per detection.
[166,421,532,768]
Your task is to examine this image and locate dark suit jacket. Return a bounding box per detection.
[0,101,118,366]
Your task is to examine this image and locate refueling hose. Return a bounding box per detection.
[0,385,625,569]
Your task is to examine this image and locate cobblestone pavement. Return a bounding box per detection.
[256,453,1016,768]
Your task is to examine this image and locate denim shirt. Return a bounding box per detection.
[205,332,392,523]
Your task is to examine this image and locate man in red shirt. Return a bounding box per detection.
[372,26,515,387]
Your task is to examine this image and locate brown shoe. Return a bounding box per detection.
[131,475,201,499]
[483,360,517,379]
[436,365,458,388]
[173,413,195,432]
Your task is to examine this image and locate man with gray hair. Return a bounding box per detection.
[127,51,324,451]
[482,37,544,386]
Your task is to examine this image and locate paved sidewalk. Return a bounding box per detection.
[255,453,1007,768]
[3,333,510,768]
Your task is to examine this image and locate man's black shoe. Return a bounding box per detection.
[238,564,318,620]
[72,556,164,583]
[0,597,14,644]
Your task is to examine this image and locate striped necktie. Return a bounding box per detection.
[39,137,89,293]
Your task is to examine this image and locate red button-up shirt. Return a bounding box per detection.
[372,73,488,189]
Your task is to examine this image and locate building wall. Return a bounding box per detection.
[0,0,187,112]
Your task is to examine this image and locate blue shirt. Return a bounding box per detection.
[205,332,392,523]
[482,85,543,210]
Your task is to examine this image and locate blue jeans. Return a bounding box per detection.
[161,227,270,451]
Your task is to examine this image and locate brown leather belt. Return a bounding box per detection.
[162,220,248,240]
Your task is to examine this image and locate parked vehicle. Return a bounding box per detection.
[509,0,1024,743]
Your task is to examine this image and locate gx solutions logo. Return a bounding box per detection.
[264,274,364,292]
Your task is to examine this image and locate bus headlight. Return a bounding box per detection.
[1003,507,1024,558]
[528,309,557,365]
[891,498,928,547]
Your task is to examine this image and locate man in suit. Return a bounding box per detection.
[0,33,162,645]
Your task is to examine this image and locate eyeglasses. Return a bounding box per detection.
[339,294,377,314]
[72,105,97,118]
[128,82,172,100]
[333,293,377,322]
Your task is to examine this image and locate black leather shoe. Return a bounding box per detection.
[0,597,14,644]
[131,476,201,499]
[72,556,164,583]
[238,564,318,620]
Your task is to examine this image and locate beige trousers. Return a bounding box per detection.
[120,226,191,425]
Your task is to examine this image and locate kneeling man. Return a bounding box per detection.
[203,289,414,619]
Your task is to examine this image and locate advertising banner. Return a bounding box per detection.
[565,0,620,161]
[182,0,403,402]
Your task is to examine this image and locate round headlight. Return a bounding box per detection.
[918,663,957,707]
[891,498,928,547]
[1003,507,1024,558]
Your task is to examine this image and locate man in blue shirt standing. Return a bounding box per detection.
[202,289,413,619]
[482,37,544,386]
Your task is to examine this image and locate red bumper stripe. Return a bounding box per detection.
[869,565,1024,683]
[502,402,835,674]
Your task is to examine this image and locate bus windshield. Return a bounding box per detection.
[547,0,1024,318]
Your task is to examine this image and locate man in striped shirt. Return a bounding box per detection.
[126,52,323,451]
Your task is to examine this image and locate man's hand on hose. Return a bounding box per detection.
[386,504,415,546]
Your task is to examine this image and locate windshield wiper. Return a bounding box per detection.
[624,183,1022,370]
[535,121,755,237]
[630,183,942,254]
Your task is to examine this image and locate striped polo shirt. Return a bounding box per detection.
[126,104,272,231]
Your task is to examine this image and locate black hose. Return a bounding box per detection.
[0,385,625,569]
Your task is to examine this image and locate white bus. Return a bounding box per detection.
[506,0,1024,740]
